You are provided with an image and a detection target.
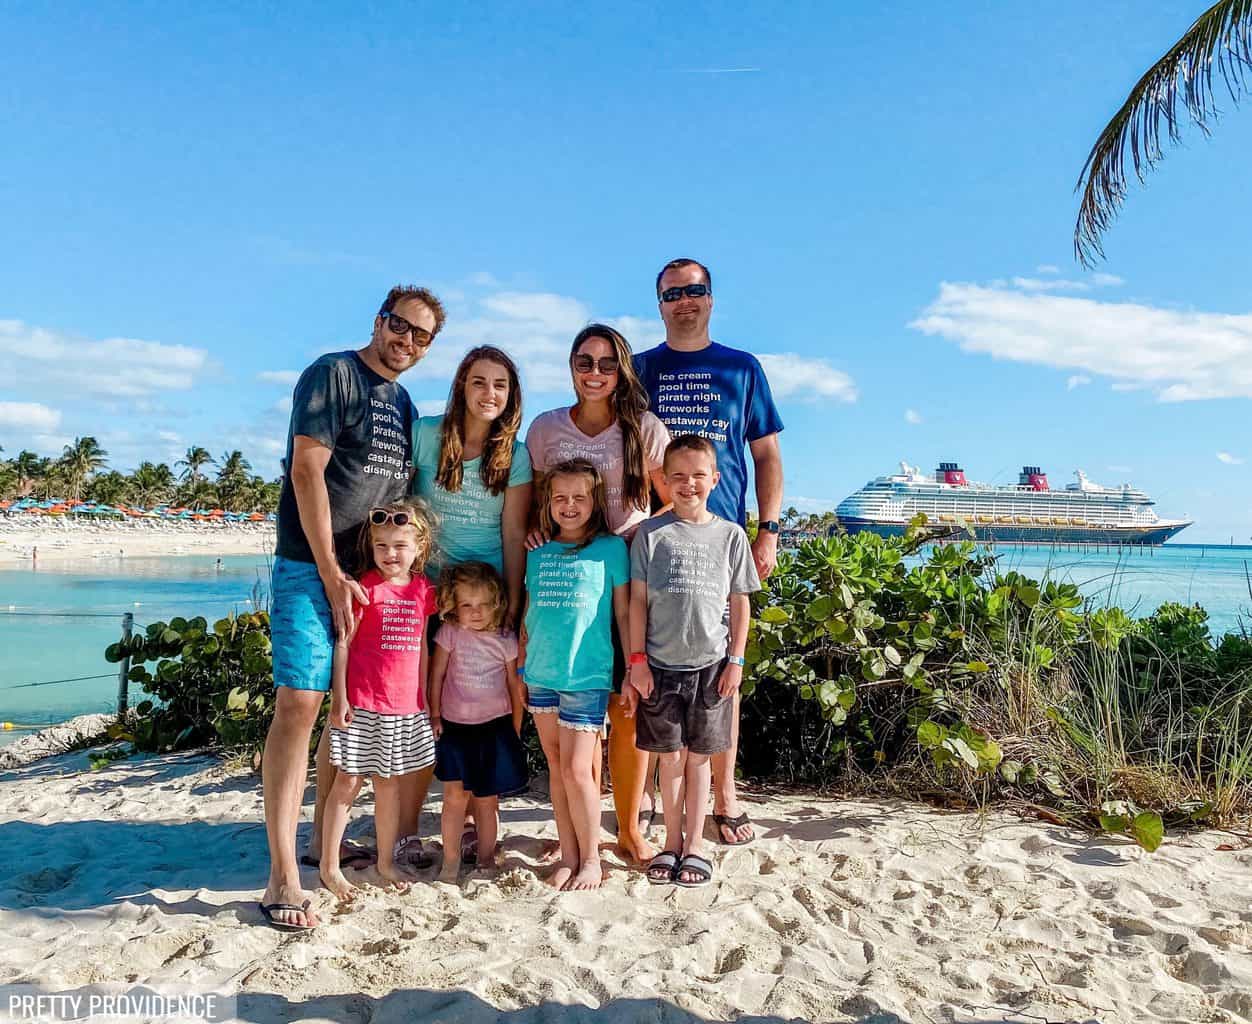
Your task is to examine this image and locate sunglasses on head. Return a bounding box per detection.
[572,354,620,375]
[369,508,414,527]
[660,283,711,303]
[379,311,434,346]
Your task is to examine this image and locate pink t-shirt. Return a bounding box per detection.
[526,407,670,537]
[434,622,519,725]
[347,571,437,715]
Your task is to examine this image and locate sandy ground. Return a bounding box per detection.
[1,742,1249,1024]
[0,521,275,567]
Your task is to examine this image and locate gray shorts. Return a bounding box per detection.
[635,658,732,756]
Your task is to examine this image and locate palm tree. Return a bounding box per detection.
[216,450,253,511]
[175,446,215,484]
[58,436,109,501]
[128,462,175,509]
[11,451,47,496]
[1075,1,1252,265]
[86,471,131,506]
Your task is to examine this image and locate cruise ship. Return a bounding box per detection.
[835,462,1191,545]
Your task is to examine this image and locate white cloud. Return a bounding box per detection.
[0,319,207,398]
[274,396,293,414]
[784,495,836,514]
[467,271,499,288]
[257,370,300,386]
[904,408,923,424]
[1036,264,1060,275]
[1010,274,1124,293]
[1217,451,1243,465]
[910,281,1252,402]
[756,353,858,403]
[414,399,448,417]
[0,401,62,433]
[1066,374,1092,390]
[157,430,181,443]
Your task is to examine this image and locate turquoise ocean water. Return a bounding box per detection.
[0,553,271,743]
[1,544,1250,744]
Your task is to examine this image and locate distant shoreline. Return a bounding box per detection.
[0,518,275,568]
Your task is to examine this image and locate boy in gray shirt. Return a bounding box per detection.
[626,434,761,887]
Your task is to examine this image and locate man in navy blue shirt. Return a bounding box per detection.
[633,257,784,845]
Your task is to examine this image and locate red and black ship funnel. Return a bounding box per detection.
[1018,465,1049,491]
[936,462,967,486]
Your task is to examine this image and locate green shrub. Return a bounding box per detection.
[105,612,274,753]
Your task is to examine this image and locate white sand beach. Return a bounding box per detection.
[1,736,1249,1024]
[0,520,275,568]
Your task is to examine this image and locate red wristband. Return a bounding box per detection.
[628,652,648,666]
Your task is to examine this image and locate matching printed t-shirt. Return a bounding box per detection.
[411,415,533,576]
[523,535,630,693]
[632,341,784,526]
[276,351,414,567]
[276,341,780,692]
[346,570,437,715]
[434,622,519,725]
[525,407,670,538]
[630,511,762,671]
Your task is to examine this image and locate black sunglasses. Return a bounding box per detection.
[369,508,414,527]
[660,283,711,303]
[572,354,620,375]
[379,311,434,346]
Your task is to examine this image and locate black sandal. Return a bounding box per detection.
[674,854,713,888]
[712,812,754,846]
[258,899,315,931]
[646,850,681,885]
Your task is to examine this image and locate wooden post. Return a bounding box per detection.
[117,612,133,720]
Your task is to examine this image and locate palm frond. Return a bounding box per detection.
[1074,0,1252,266]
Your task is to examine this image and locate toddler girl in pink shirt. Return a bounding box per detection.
[428,561,528,882]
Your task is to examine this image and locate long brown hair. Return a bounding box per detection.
[537,458,611,550]
[437,346,523,496]
[570,324,650,513]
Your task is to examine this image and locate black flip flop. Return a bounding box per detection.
[259,899,315,931]
[646,850,681,885]
[674,854,713,888]
[712,812,754,846]
[460,826,478,865]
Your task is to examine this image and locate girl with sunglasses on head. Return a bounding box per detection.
[525,325,671,866]
[320,501,438,902]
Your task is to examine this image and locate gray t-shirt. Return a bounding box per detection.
[275,351,414,567]
[630,510,761,671]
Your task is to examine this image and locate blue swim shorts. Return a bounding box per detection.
[270,556,334,692]
[526,686,610,732]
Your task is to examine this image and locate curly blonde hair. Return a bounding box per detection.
[355,499,435,578]
[436,561,508,629]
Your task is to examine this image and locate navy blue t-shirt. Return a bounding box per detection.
[633,341,784,525]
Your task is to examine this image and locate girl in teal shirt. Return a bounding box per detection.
[411,345,532,626]
[522,458,629,892]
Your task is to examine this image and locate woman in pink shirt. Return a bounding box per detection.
[525,323,670,866]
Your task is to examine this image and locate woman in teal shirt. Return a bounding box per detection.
[412,345,532,626]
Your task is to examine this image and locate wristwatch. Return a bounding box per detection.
[759,520,780,534]
[727,655,746,667]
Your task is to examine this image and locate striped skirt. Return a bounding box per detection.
[329,708,435,778]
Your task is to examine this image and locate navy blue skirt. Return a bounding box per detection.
[435,714,529,798]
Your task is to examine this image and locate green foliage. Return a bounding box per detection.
[740,514,1252,845]
[108,612,275,753]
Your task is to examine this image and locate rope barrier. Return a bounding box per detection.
[0,672,117,691]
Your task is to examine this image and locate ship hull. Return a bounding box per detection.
[838,517,1189,546]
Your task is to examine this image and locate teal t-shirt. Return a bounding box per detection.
[523,534,629,692]
[411,415,533,574]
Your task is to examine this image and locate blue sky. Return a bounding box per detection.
[3,2,1251,541]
